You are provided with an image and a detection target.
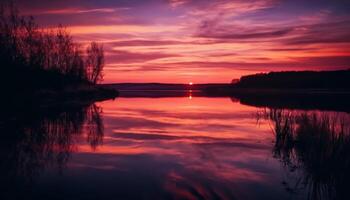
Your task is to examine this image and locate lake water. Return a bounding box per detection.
[1,96,349,200]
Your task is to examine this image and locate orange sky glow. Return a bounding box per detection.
[16,0,350,83]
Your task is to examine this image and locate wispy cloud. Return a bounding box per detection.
[106,50,180,64]
[283,20,350,45]
[196,27,293,40]
[169,0,188,8]
[41,8,118,15]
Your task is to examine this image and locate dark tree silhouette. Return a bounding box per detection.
[0,2,105,89]
[86,42,104,84]
[233,70,350,89]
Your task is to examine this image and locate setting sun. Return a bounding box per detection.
[189,82,193,85]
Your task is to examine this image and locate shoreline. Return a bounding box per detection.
[3,85,119,107]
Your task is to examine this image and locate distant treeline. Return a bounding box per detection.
[233,70,350,89]
[0,2,104,91]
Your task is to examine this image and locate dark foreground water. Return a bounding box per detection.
[1,96,350,200]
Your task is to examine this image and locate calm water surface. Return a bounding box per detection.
[1,97,349,200]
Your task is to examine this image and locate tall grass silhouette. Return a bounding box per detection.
[258,109,350,199]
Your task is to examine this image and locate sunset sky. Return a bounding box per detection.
[16,0,350,83]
